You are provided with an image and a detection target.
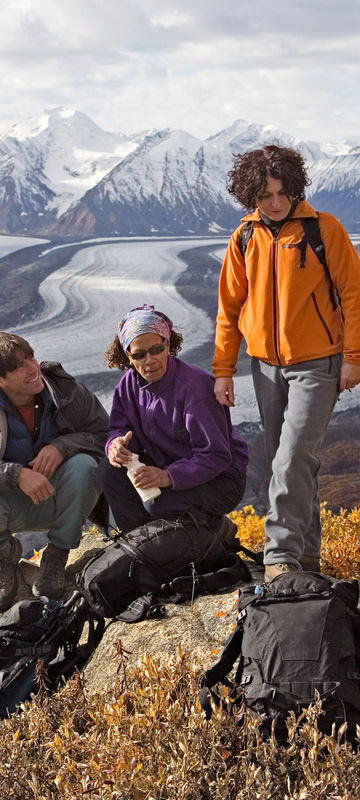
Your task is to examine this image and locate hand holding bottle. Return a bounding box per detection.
[130,463,172,490]
[108,431,133,467]
[126,454,163,502]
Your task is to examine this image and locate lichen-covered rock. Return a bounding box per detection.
[7,525,261,696]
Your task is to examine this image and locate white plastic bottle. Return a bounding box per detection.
[126,453,161,502]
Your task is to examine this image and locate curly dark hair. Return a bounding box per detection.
[105,330,184,371]
[227,145,311,211]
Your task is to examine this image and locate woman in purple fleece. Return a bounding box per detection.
[96,304,248,535]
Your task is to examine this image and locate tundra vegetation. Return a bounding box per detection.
[0,505,359,799]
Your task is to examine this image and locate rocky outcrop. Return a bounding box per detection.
[14,526,262,696]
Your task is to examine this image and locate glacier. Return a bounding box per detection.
[7,235,359,425]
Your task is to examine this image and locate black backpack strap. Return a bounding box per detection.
[46,593,105,684]
[114,593,166,623]
[53,611,105,682]
[237,221,254,258]
[301,216,338,310]
[238,215,338,312]
[200,624,244,689]
[199,624,244,719]
[236,543,264,565]
[161,552,253,601]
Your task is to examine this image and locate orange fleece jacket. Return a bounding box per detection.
[213,201,360,376]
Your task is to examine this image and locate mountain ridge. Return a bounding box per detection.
[0,107,359,236]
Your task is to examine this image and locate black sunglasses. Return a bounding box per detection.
[128,343,167,361]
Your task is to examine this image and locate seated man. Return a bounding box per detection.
[0,331,109,611]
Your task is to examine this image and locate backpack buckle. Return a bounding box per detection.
[240,674,252,686]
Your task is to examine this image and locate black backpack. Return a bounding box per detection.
[77,513,252,621]
[0,591,104,718]
[200,571,360,744]
[238,214,338,310]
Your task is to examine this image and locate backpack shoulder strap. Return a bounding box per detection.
[46,593,105,684]
[301,215,338,310]
[199,592,261,719]
[237,220,254,258]
[199,623,244,718]
[301,215,327,267]
[161,552,253,600]
[201,623,244,689]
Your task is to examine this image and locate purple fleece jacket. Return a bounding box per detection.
[106,356,248,491]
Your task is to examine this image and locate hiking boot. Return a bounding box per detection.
[0,537,22,612]
[265,562,303,582]
[33,543,69,600]
[15,569,33,603]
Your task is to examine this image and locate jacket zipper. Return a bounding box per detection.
[272,236,281,364]
[311,292,334,344]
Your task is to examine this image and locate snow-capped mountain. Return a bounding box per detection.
[0,107,359,236]
[0,107,137,231]
[55,127,240,236]
[307,148,360,228]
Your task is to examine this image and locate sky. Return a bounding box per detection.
[1,0,360,143]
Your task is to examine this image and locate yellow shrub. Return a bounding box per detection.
[229,504,360,580]
[229,505,266,552]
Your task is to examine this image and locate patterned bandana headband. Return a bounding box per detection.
[118,304,173,351]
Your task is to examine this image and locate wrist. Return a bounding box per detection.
[164,469,173,488]
[14,464,26,487]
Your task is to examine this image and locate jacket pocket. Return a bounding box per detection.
[173,426,190,444]
[311,292,334,345]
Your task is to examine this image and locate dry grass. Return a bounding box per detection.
[0,648,359,799]
[0,506,359,799]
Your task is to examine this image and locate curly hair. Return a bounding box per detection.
[105,330,184,371]
[227,145,311,211]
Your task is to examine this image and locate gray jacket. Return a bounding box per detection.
[0,361,109,490]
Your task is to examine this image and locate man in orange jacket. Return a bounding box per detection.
[213,145,360,580]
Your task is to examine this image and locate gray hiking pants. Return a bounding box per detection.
[251,355,342,566]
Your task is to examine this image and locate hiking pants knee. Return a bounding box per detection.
[96,456,246,535]
[251,355,341,566]
[0,454,101,551]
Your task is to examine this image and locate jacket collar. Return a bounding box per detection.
[40,362,77,410]
[241,200,318,223]
[41,373,58,408]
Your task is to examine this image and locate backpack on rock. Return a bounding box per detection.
[200,571,360,745]
[0,591,104,718]
[78,513,252,621]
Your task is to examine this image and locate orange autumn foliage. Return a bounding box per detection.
[229,504,360,581]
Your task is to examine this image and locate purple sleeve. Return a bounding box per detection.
[105,383,142,455]
[165,396,234,490]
